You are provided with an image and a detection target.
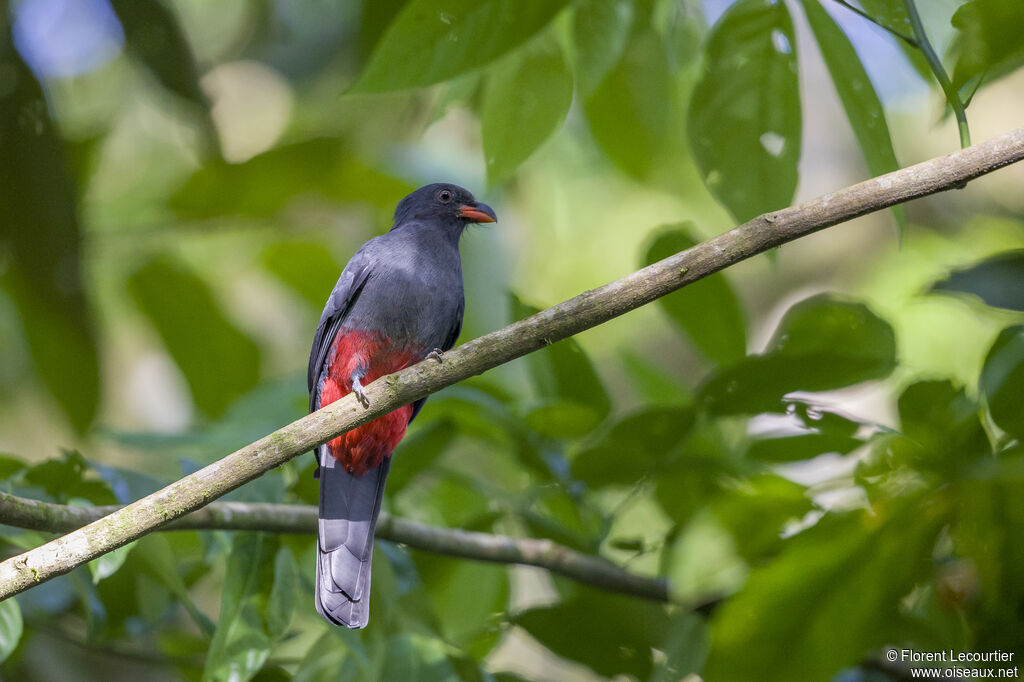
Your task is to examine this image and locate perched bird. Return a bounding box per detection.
[308,183,496,628]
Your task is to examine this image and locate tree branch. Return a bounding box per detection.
[1,128,1023,601]
[0,491,669,602]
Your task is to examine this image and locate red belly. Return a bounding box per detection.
[319,329,422,476]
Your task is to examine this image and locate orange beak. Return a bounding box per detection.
[458,202,497,223]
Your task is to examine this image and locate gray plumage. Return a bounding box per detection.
[308,183,495,628]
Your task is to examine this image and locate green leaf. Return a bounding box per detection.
[704,507,943,682]
[897,380,989,471]
[262,241,344,309]
[266,546,298,639]
[651,610,709,682]
[413,554,509,656]
[571,0,635,94]
[523,485,605,552]
[524,400,603,439]
[0,598,22,664]
[700,295,896,415]
[654,424,734,526]
[89,460,165,503]
[24,450,116,504]
[929,250,1024,312]
[377,633,461,681]
[358,0,410,60]
[87,540,137,584]
[204,534,289,682]
[515,590,669,678]
[688,0,801,223]
[948,449,1024,653]
[711,474,813,563]
[109,0,209,108]
[0,454,27,482]
[351,0,571,92]
[294,629,367,682]
[0,45,99,432]
[620,351,694,407]
[980,326,1024,440]
[127,255,261,418]
[137,535,216,636]
[853,0,933,81]
[747,432,862,463]
[509,293,611,421]
[481,35,573,185]
[169,138,413,219]
[799,0,905,235]
[644,225,746,365]
[571,406,695,488]
[388,418,458,494]
[584,22,671,179]
[951,0,1024,92]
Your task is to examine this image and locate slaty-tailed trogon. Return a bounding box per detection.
[307,183,496,628]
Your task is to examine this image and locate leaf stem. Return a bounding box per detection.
[902,0,971,148]
[830,0,918,47]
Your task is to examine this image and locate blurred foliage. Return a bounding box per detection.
[1,0,1024,680]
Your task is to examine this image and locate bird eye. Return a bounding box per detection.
[438,189,453,202]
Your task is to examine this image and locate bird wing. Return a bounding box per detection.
[440,297,465,353]
[408,297,464,423]
[308,252,372,412]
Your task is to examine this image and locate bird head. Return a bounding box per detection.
[392,183,497,229]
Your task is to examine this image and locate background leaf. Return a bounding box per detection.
[951,0,1024,92]
[509,294,611,425]
[169,138,412,220]
[0,599,22,664]
[127,256,261,418]
[262,241,344,309]
[896,380,989,472]
[204,534,292,682]
[700,295,896,415]
[87,540,137,584]
[644,225,746,365]
[854,0,933,80]
[704,508,942,682]
[571,406,694,487]
[980,326,1024,440]
[799,0,905,234]
[0,46,99,433]
[351,0,570,92]
[481,35,573,185]
[571,0,635,95]
[688,0,801,223]
[929,250,1024,311]
[584,21,671,179]
[515,591,669,679]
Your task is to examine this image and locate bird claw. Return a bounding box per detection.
[352,376,370,408]
[427,348,445,363]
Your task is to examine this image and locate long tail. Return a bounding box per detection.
[315,446,391,629]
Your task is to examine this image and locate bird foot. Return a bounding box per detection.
[427,348,445,363]
[351,376,370,408]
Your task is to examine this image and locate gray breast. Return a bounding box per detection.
[343,230,464,348]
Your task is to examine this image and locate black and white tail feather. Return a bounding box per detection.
[314,441,390,629]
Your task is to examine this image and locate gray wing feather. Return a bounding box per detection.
[307,255,372,410]
[408,298,463,423]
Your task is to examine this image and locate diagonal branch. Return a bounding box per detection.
[0,491,669,602]
[1,128,1023,601]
